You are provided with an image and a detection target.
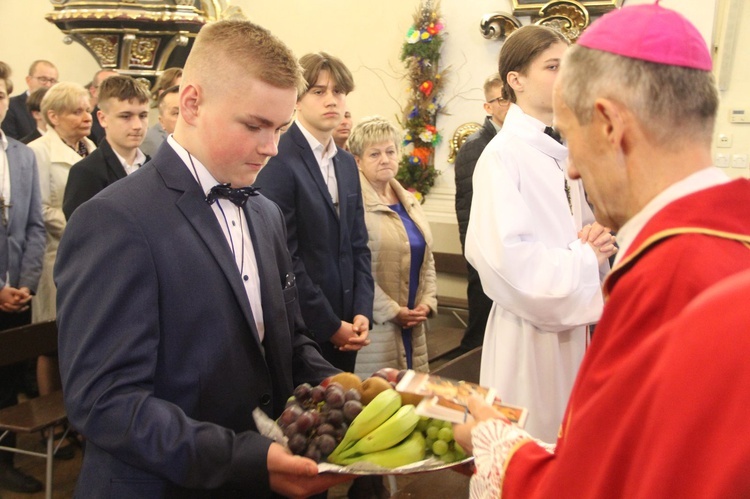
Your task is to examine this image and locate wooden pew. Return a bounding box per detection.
[434,251,470,313]
[0,320,68,499]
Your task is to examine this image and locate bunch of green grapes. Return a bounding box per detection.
[416,417,467,463]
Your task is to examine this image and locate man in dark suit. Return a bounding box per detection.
[55,21,347,498]
[254,52,373,373]
[0,62,47,493]
[453,74,510,353]
[63,75,150,219]
[0,60,57,140]
[86,68,119,145]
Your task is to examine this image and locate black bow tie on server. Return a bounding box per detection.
[544,126,563,144]
[206,183,260,207]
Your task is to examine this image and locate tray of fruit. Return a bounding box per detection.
[253,370,472,475]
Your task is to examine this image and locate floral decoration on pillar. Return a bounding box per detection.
[396,0,445,200]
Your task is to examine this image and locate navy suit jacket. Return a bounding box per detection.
[62,138,147,220]
[1,93,35,140]
[454,116,497,249]
[55,143,338,498]
[254,123,373,371]
[1,137,46,291]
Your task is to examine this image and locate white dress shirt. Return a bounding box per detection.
[166,135,265,341]
[0,130,10,215]
[0,131,10,285]
[296,120,339,211]
[113,147,147,176]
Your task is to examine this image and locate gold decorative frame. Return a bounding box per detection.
[448,122,483,164]
[480,12,523,41]
[512,0,620,16]
[533,0,590,42]
[481,0,592,42]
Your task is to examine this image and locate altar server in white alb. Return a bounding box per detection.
[465,25,616,442]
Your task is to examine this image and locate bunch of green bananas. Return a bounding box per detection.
[328,389,426,468]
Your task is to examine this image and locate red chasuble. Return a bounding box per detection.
[502,179,750,498]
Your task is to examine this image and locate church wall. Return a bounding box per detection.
[0,1,101,93]
[711,0,750,180]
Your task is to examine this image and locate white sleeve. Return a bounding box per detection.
[465,148,603,332]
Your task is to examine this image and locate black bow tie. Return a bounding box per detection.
[206,183,260,207]
[544,126,563,144]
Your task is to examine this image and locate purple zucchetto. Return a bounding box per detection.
[577,1,712,71]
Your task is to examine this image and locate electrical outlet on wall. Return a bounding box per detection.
[717,133,733,148]
[731,154,748,169]
[715,153,730,167]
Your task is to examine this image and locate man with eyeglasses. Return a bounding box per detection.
[1,60,58,140]
[453,73,510,354]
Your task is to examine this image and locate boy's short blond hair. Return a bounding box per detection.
[183,20,305,96]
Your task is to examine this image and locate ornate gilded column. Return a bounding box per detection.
[45,1,242,80]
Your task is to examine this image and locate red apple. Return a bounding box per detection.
[319,375,334,388]
[373,367,400,384]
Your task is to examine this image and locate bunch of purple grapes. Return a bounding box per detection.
[278,381,364,462]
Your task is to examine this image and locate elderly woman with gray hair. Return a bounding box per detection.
[349,116,437,378]
[28,82,95,402]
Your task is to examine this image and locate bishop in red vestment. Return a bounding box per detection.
[500,182,750,498]
[454,4,750,498]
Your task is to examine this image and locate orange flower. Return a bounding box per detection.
[419,80,434,96]
[412,147,431,165]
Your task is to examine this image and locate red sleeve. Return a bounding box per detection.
[502,441,557,498]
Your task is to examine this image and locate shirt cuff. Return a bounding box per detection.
[469,420,554,498]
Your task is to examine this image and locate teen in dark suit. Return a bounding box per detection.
[255,52,373,373]
[0,63,47,493]
[63,75,150,220]
[0,60,58,140]
[62,139,131,219]
[55,21,347,498]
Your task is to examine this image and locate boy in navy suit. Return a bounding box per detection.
[63,75,150,219]
[255,52,374,373]
[55,22,347,498]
